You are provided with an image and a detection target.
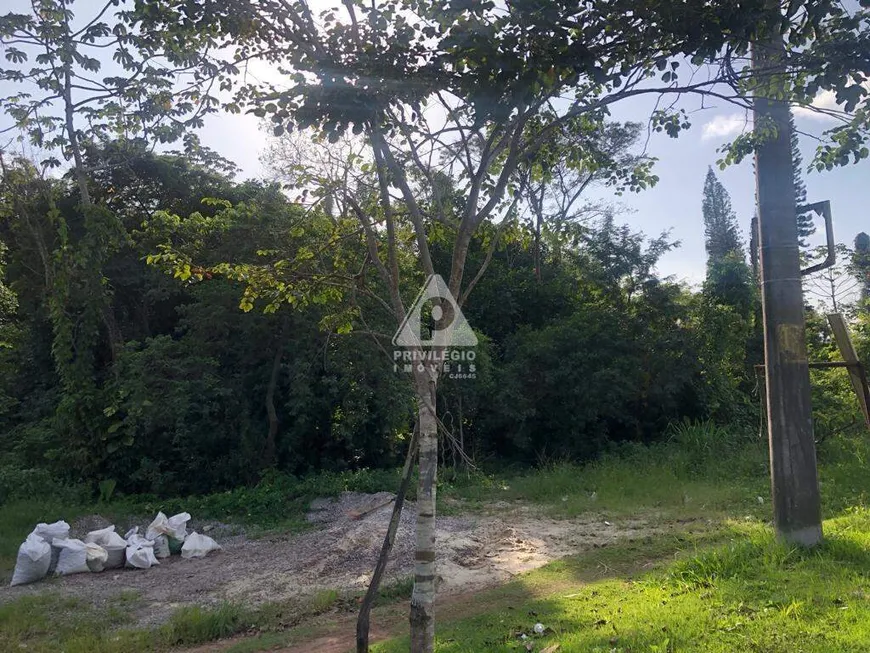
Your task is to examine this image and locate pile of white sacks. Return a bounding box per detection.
[10,511,222,587]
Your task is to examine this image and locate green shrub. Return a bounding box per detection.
[0,464,89,504]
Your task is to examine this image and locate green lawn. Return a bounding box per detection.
[374,512,870,652]
[370,427,870,652]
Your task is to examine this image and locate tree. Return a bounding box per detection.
[854,232,870,303]
[804,243,859,315]
[515,121,651,283]
[0,0,230,202]
[704,251,755,317]
[791,111,816,250]
[701,168,754,320]
[159,4,665,648]
[0,240,16,350]
[133,0,870,648]
[0,0,237,467]
[0,142,416,492]
[702,167,743,261]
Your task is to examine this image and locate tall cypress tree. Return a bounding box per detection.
[791,111,816,248]
[703,167,743,260]
[702,168,753,319]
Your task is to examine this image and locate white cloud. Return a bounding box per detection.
[793,81,870,121]
[701,113,750,141]
[792,90,840,121]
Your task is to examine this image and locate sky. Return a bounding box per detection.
[2,0,869,287]
[189,87,869,287]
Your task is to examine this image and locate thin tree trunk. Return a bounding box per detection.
[533,185,544,284]
[102,306,121,366]
[356,422,419,653]
[410,372,438,652]
[262,318,288,469]
[262,346,282,468]
[458,394,464,474]
[60,32,90,207]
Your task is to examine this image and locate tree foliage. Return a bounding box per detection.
[791,111,816,250]
[702,167,743,261]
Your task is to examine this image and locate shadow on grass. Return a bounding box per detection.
[374,510,870,653]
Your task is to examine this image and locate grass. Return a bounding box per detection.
[442,421,771,522]
[5,421,870,652]
[367,426,870,652]
[373,511,870,652]
[0,586,355,653]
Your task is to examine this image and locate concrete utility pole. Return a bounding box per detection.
[753,22,823,546]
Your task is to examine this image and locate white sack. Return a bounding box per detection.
[145,512,169,541]
[124,529,159,569]
[181,532,221,559]
[166,512,191,541]
[34,521,70,575]
[54,538,90,575]
[103,544,126,569]
[125,543,159,569]
[33,520,70,541]
[84,525,127,548]
[85,542,109,572]
[10,533,51,586]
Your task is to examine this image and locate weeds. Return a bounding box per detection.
[161,603,252,647]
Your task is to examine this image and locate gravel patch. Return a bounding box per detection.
[0,492,658,627]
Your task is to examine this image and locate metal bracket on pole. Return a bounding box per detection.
[800,200,835,276]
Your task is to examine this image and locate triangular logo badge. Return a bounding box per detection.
[392,274,478,348]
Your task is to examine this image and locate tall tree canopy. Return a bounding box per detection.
[703,167,743,261]
[791,111,817,250]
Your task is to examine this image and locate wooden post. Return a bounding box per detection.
[827,313,870,432]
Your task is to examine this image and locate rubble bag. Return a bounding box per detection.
[85,542,109,572]
[33,521,70,574]
[126,543,159,569]
[153,535,171,559]
[167,537,183,555]
[181,532,222,559]
[33,520,70,541]
[145,512,169,541]
[85,526,126,569]
[104,544,126,569]
[147,512,190,554]
[84,525,120,545]
[54,538,90,575]
[10,533,51,586]
[125,532,159,569]
[167,512,191,541]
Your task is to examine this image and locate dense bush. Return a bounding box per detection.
[0,147,822,500]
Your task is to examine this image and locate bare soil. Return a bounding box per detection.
[0,492,658,628]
